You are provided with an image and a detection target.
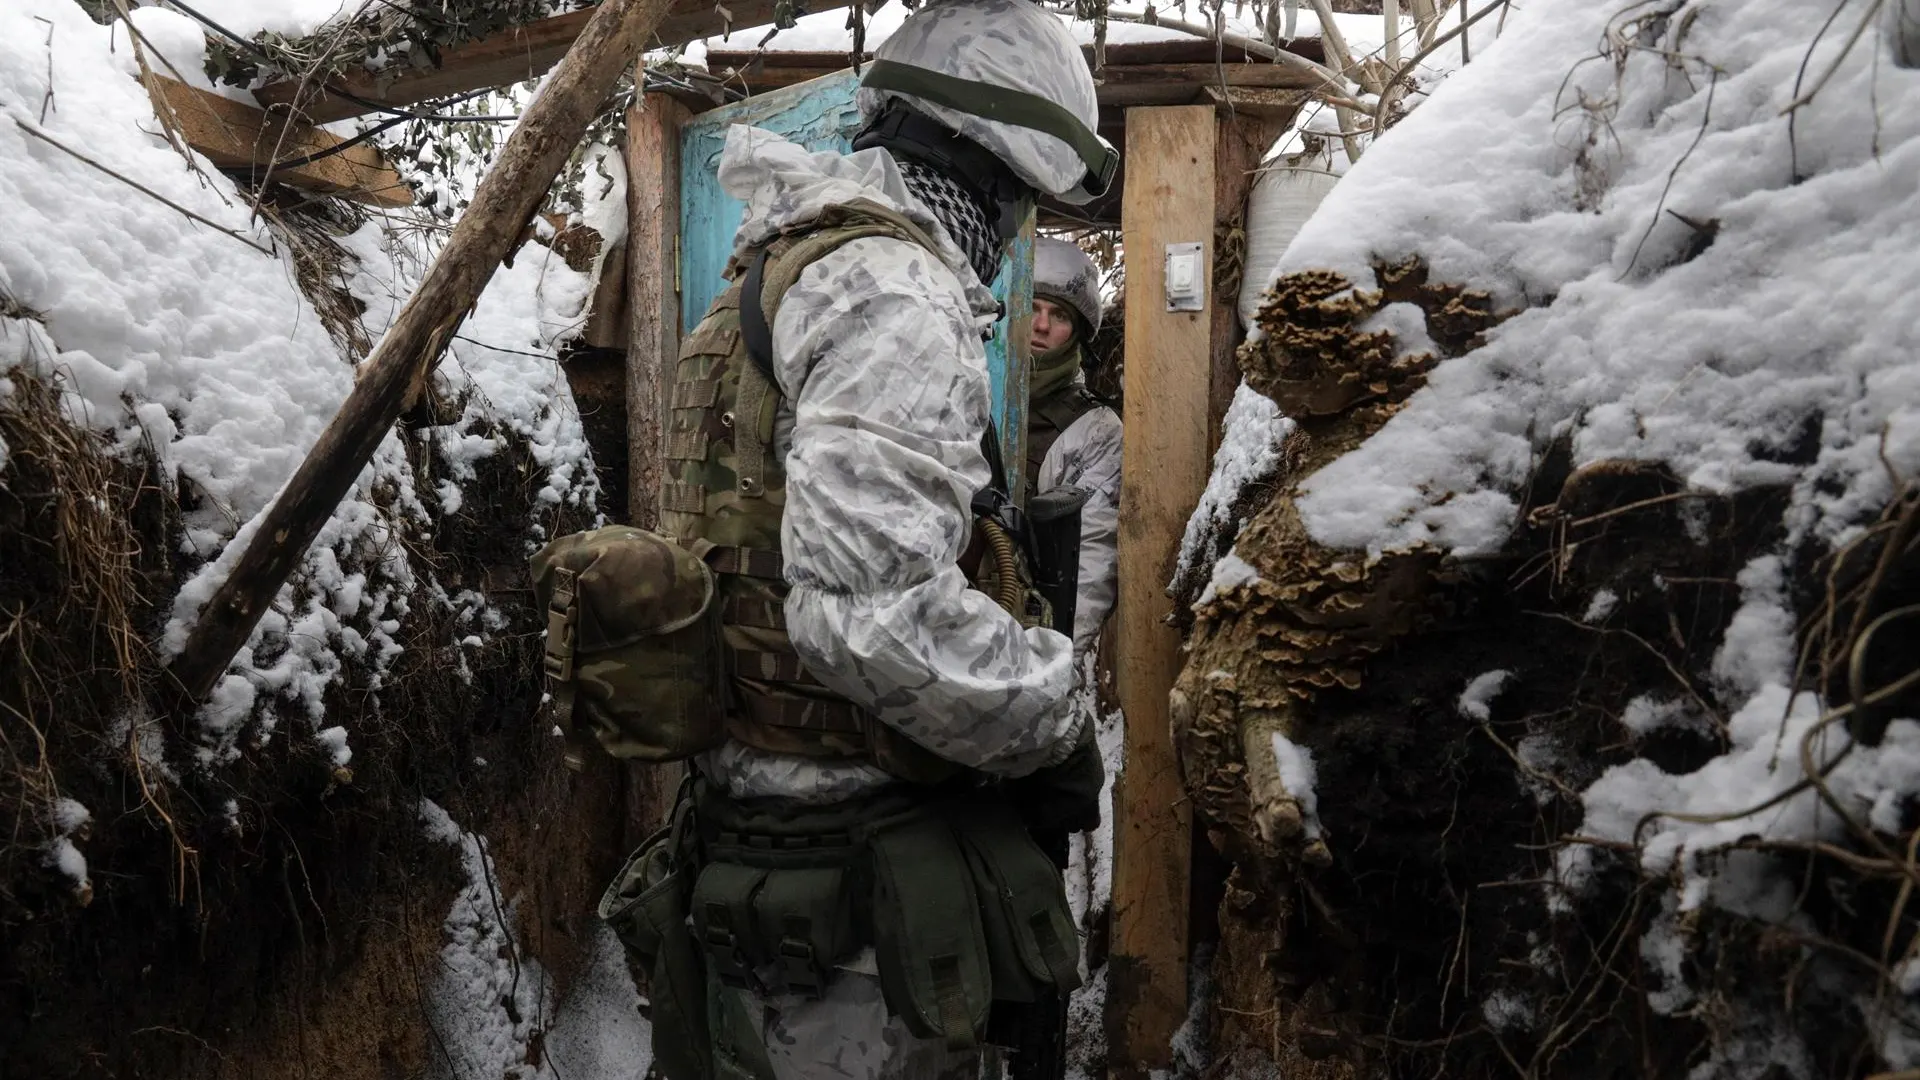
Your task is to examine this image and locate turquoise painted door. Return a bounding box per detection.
[678,70,1033,499]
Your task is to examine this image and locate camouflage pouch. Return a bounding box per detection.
[529,525,725,767]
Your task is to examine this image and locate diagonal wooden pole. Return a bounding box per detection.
[165,0,672,706]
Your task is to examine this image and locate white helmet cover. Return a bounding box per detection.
[856,0,1107,199]
[1034,237,1101,336]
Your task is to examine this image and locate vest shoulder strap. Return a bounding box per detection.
[738,199,945,388]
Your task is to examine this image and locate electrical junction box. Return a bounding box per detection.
[1164,242,1206,312]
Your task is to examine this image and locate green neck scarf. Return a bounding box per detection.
[1029,339,1082,406]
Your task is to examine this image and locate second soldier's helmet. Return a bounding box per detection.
[855,0,1116,203]
[1034,237,1102,337]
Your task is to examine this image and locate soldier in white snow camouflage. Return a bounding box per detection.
[653,2,1117,1078]
[1026,236,1122,657]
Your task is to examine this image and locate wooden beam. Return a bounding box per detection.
[163,0,672,708]
[254,0,780,124]
[146,77,411,207]
[621,88,691,836]
[1106,104,1213,1076]
[694,55,1322,108]
[623,89,688,533]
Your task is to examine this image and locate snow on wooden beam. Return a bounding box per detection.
[253,0,782,124]
[146,77,412,207]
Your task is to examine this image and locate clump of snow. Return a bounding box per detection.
[1618,694,1702,738]
[1482,989,1536,1033]
[1572,692,1920,913]
[1270,732,1323,839]
[1197,551,1262,606]
[1640,900,1695,1016]
[43,797,93,903]
[1457,669,1512,722]
[1582,588,1619,624]
[1710,555,1795,699]
[1514,732,1566,807]
[1176,381,1295,587]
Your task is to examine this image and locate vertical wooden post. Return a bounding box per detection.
[1106,105,1215,1075]
[622,87,691,840]
[1209,109,1294,451]
[624,89,690,532]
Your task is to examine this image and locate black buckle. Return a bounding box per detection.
[702,906,754,989]
[1081,142,1120,200]
[777,923,823,999]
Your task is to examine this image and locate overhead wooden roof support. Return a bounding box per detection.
[254,0,783,124]
[146,76,412,207]
[694,43,1324,112]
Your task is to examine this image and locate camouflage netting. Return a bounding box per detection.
[1177,265,1920,1079]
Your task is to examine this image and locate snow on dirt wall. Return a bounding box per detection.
[2,4,631,1072]
[1192,0,1920,1073]
[3,0,595,768]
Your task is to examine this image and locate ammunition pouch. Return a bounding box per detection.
[603,780,1082,1075]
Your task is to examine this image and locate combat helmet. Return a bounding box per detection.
[853,0,1116,222]
[1034,236,1102,338]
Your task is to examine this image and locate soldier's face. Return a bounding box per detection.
[1030,298,1076,354]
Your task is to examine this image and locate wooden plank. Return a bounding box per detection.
[164,0,671,708]
[695,56,1322,105]
[1105,104,1214,1076]
[146,76,411,207]
[703,36,1311,72]
[677,70,864,329]
[1209,109,1294,450]
[624,90,689,532]
[254,0,781,124]
[621,90,692,835]
[989,209,1037,504]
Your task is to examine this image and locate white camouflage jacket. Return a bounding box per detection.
[1036,397,1123,657]
[700,125,1086,804]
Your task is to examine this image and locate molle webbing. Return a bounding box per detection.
[658,203,960,783]
[1023,384,1101,495]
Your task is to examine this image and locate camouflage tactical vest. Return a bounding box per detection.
[659,199,1004,785]
[1023,383,1103,497]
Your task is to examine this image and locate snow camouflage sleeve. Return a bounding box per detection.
[707,125,1084,798]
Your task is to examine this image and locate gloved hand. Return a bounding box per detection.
[1010,722,1104,837]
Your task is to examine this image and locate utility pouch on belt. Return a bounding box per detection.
[599,792,713,1080]
[951,802,1084,1000]
[530,526,725,769]
[689,790,869,1002]
[870,813,994,1050]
